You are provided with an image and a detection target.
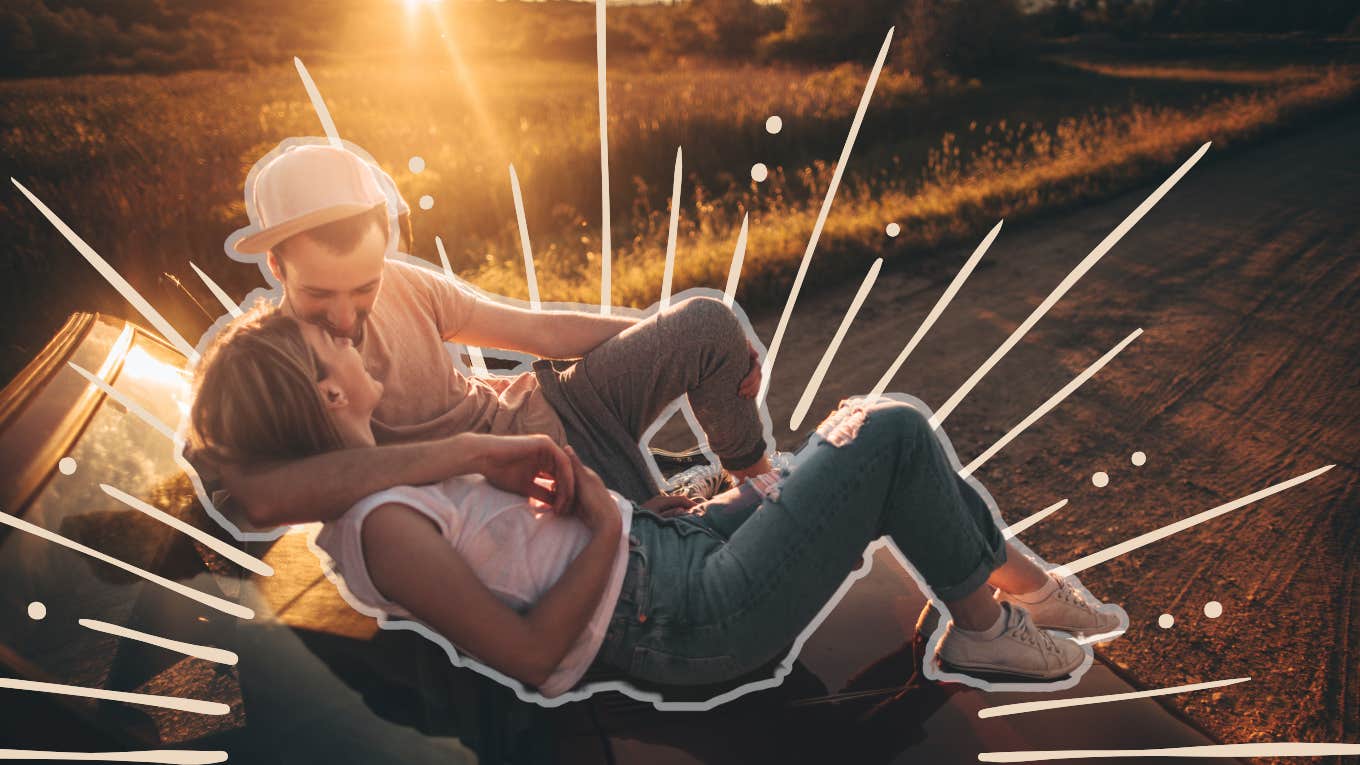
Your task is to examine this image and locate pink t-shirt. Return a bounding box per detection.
[310,476,633,698]
[362,257,568,446]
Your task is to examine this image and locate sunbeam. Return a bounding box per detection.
[929,142,1211,429]
[11,179,199,361]
[661,146,683,309]
[508,164,542,311]
[758,27,895,406]
[100,484,274,576]
[724,213,750,308]
[867,220,1002,403]
[78,619,239,666]
[959,328,1143,478]
[979,677,1250,718]
[189,262,242,318]
[0,508,254,620]
[435,236,489,376]
[1053,464,1335,577]
[790,258,883,430]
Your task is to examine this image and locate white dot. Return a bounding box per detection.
[58,457,77,476]
[418,195,434,210]
[1092,471,1109,488]
[1131,451,1147,466]
[28,602,46,620]
[408,156,426,174]
[750,163,768,183]
[885,222,901,237]
[765,115,783,134]
[1158,613,1174,629]
[1204,601,1223,618]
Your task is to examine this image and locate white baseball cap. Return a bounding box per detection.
[235,144,392,255]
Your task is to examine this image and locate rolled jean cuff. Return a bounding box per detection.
[719,441,769,473]
[930,533,1008,602]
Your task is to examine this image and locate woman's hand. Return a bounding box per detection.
[470,434,576,515]
[640,493,699,517]
[738,340,762,399]
[564,447,621,535]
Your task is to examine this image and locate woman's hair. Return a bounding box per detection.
[188,302,345,465]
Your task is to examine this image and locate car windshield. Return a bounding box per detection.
[0,330,241,741]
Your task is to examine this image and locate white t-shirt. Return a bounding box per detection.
[310,474,633,698]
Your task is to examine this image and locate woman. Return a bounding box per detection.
[189,306,1125,700]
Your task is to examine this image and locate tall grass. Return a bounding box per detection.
[0,45,1355,382]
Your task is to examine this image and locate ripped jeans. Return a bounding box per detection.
[587,398,1008,687]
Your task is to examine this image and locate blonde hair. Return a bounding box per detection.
[189,302,344,465]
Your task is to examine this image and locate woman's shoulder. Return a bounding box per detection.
[333,482,460,535]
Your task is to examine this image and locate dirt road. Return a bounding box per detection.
[658,107,1359,756]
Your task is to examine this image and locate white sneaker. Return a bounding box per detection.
[997,573,1125,637]
[936,602,1086,681]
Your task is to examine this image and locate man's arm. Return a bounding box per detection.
[221,432,575,528]
[453,298,638,360]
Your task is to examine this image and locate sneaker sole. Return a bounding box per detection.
[937,658,1079,683]
[1032,622,1123,636]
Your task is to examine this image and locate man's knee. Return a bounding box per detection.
[670,297,746,348]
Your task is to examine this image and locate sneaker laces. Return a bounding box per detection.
[1053,579,1099,613]
[666,463,727,501]
[1004,605,1062,656]
[666,451,795,501]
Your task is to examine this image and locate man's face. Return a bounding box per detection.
[269,223,386,343]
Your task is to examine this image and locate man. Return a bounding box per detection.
[199,139,773,531]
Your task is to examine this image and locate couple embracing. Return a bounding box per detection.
[184,139,1126,702]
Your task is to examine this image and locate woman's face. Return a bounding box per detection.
[299,320,384,417]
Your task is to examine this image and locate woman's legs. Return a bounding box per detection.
[990,543,1053,595]
[610,398,1087,687]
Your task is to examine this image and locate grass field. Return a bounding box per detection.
[1,34,1356,382]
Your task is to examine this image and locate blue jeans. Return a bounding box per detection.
[589,398,1009,686]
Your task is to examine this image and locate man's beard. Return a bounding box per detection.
[316,312,369,344]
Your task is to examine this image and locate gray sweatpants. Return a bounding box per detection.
[533,295,772,504]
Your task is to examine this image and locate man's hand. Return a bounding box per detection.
[640,493,699,518]
[474,434,576,516]
[737,340,762,400]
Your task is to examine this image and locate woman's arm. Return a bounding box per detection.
[359,501,622,691]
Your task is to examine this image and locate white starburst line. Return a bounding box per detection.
[723,213,749,308]
[1002,498,1069,540]
[100,483,273,577]
[978,676,1249,718]
[757,27,894,406]
[293,57,341,147]
[790,258,883,430]
[979,743,1360,762]
[595,0,612,315]
[67,362,175,441]
[11,179,199,362]
[0,677,230,717]
[435,236,488,376]
[867,220,1002,403]
[661,146,683,309]
[929,141,1211,429]
[959,327,1143,478]
[508,164,542,310]
[78,618,238,666]
[188,262,242,318]
[0,750,226,763]
[1052,464,1334,578]
[0,508,254,620]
